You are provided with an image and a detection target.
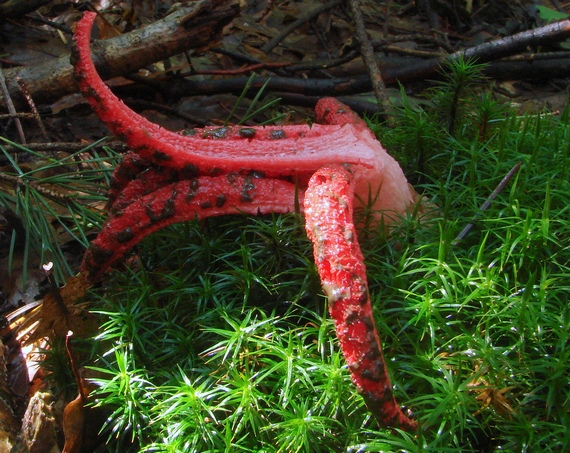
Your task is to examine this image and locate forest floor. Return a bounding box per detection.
[0,0,569,452]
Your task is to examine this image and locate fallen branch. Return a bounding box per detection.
[128,21,570,101]
[0,0,239,111]
[139,57,570,105]
[126,18,570,95]
[347,0,389,112]
[2,11,568,112]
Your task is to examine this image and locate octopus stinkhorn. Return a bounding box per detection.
[72,11,418,431]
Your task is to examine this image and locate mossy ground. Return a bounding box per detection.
[2,60,569,452]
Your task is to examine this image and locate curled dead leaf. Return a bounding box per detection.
[62,394,84,453]
[21,273,95,345]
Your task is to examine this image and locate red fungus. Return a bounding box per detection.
[72,12,416,218]
[82,174,299,279]
[305,165,417,431]
[72,11,419,431]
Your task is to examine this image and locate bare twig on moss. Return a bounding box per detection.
[453,161,522,245]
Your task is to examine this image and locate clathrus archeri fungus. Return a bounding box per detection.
[72,11,419,431]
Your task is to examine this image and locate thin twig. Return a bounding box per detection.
[17,77,49,142]
[373,33,454,53]
[211,47,263,65]
[190,61,291,75]
[0,172,75,201]
[261,0,343,54]
[347,0,390,114]
[212,46,361,74]
[0,140,127,153]
[0,66,26,144]
[286,49,360,72]
[501,50,570,61]
[0,113,39,120]
[453,161,522,245]
[26,13,74,34]
[376,44,445,58]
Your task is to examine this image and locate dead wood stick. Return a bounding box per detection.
[17,77,49,141]
[462,20,570,61]
[212,45,360,73]
[0,0,238,112]
[261,0,343,53]
[390,19,570,82]
[150,57,570,101]
[499,50,570,62]
[0,66,26,143]
[163,74,372,99]
[347,0,389,113]
[3,13,568,112]
[483,57,570,80]
[453,162,522,245]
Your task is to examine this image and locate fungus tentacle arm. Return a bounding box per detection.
[304,165,417,431]
[72,11,418,220]
[82,175,299,279]
[72,13,360,179]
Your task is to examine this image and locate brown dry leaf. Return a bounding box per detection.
[93,13,123,39]
[62,393,85,453]
[474,385,517,418]
[23,273,95,345]
[233,16,279,41]
[468,371,517,419]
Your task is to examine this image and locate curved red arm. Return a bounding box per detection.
[82,174,299,279]
[72,11,417,217]
[305,165,417,431]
